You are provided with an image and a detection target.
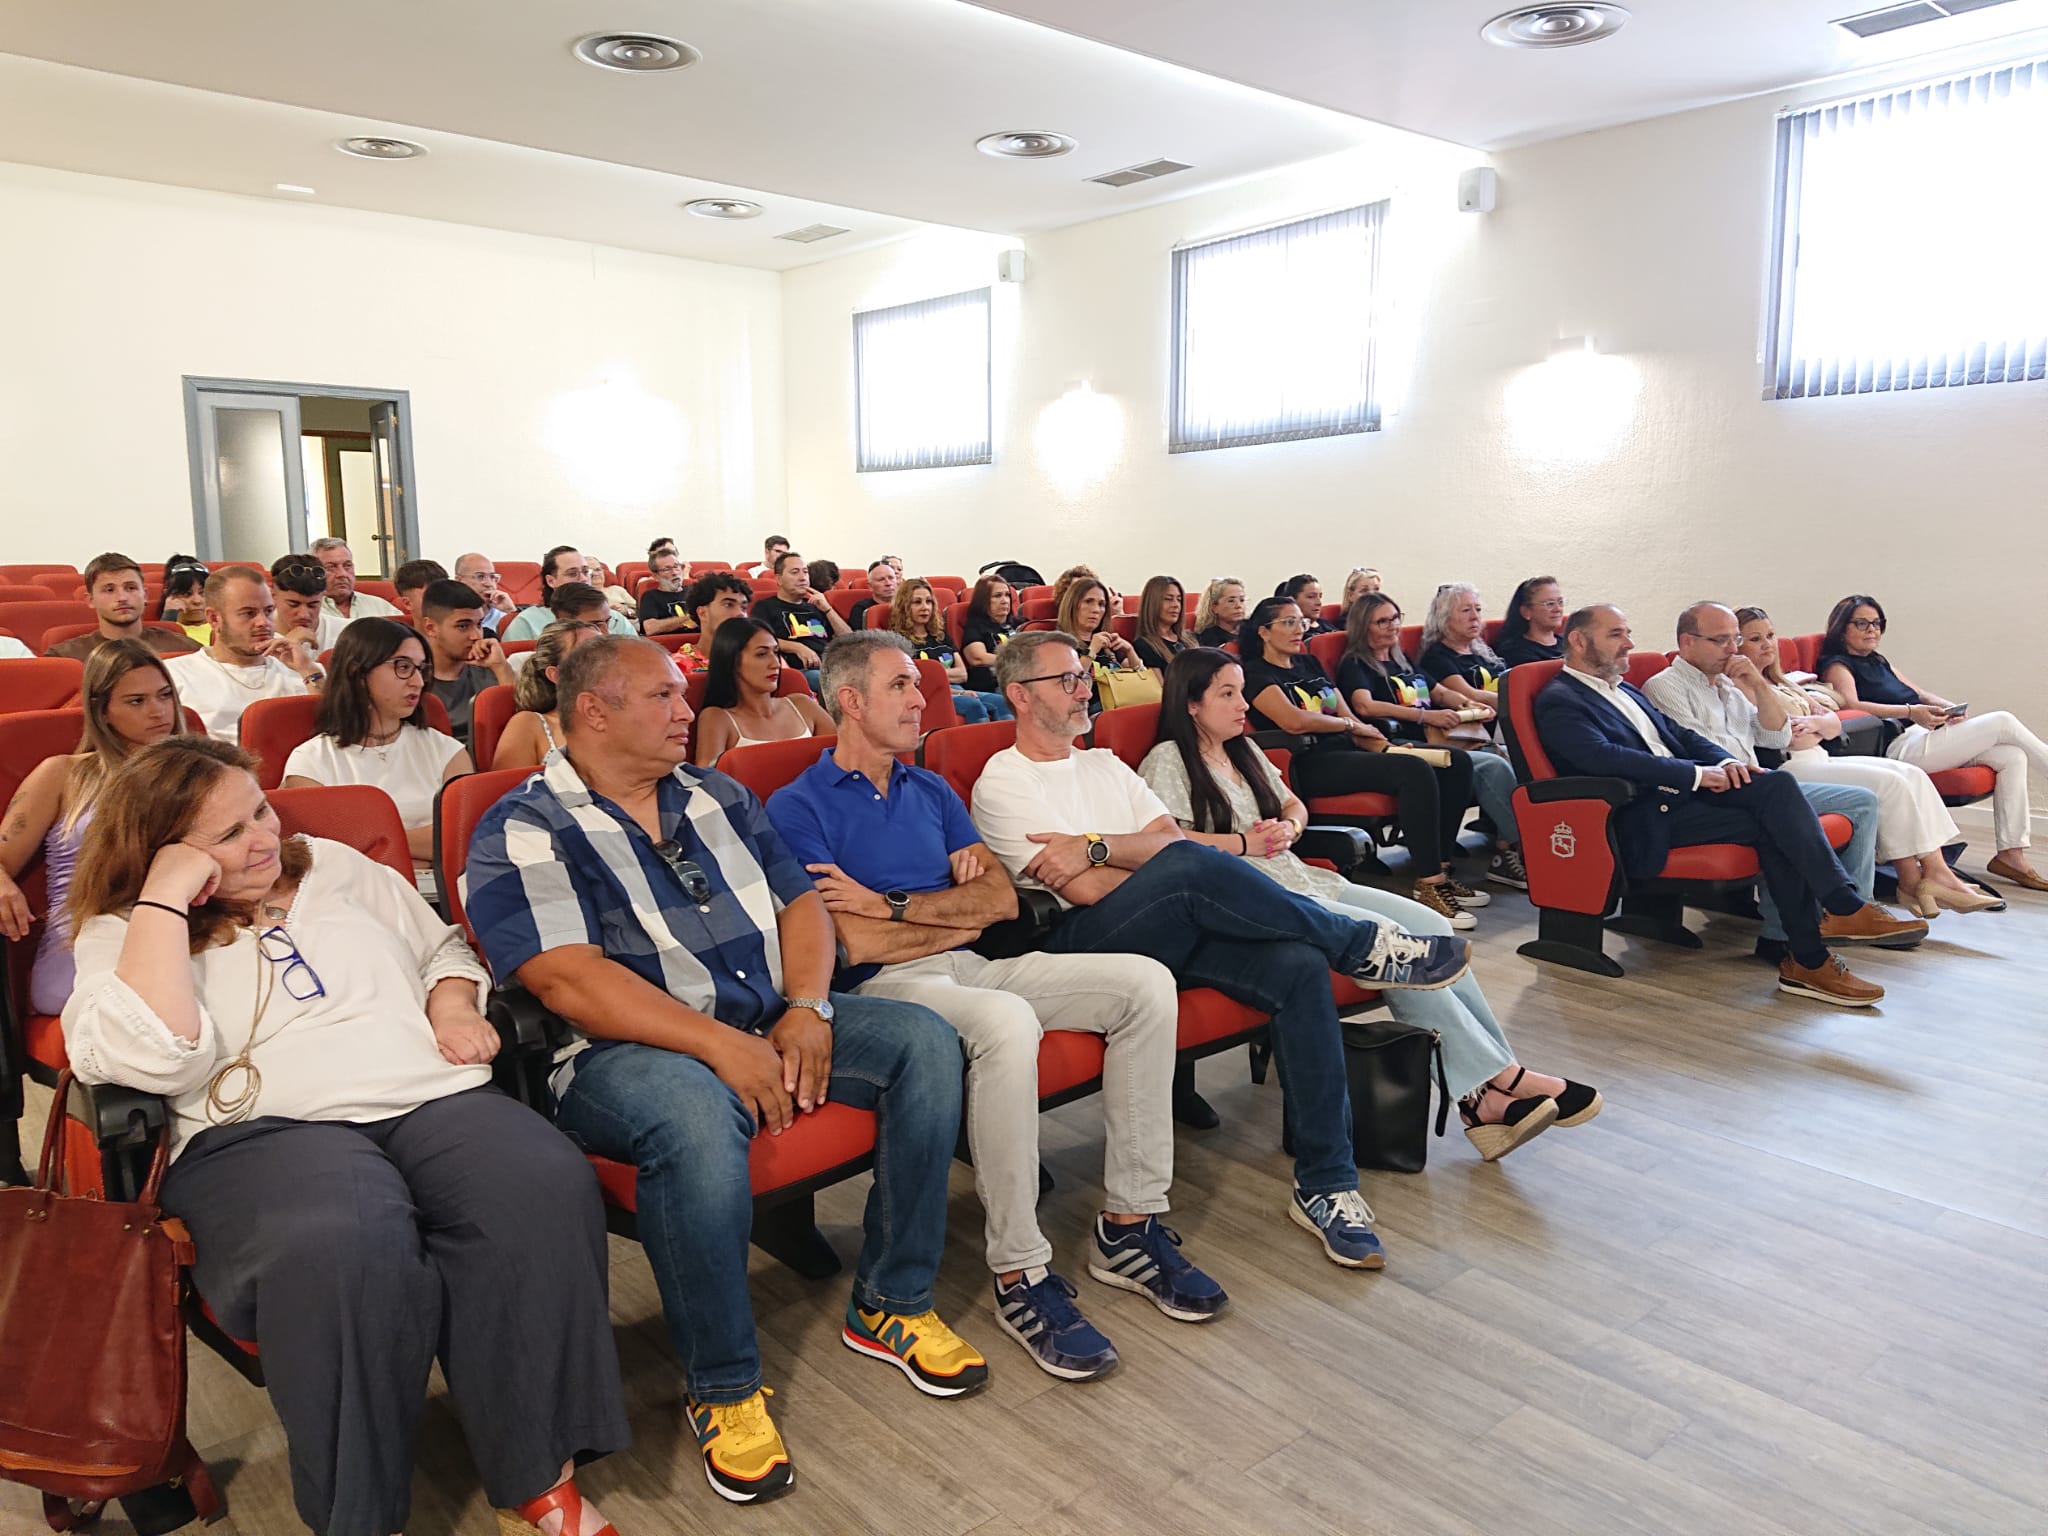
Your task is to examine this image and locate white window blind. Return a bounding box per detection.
[853,287,992,471]
[1763,58,2048,399]
[1170,200,1387,453]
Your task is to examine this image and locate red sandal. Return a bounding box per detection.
[497,1478,618,1536]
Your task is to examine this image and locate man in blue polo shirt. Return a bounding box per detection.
[464,636,985,1508]
[766,632,1226,1386]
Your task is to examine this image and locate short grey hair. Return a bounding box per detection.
[1421,581,1504,669]
[556,635,661,733]
[819,631,913,725]
[995,629,1080,697]
[309,536,350,557]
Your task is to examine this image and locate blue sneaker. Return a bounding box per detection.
[1087,1215,1229,1322]
[992,1267,1119,1381]
[1288,1188,1387,1269]
[1352,929,1470,991]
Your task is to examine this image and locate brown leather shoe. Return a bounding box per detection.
[1985,854,2048,892]
[1818,902,1928,949]
[1778,954,1885,1007]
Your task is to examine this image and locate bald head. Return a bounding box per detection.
[1674,601,1741,678]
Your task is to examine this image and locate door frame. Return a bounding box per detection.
[181,377,419,565]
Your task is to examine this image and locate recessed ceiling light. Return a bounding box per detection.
[684,198,763,220]
[274,182,317,196]
[336,136,425,160]
[1481,4,1630,48]
[976,131,1077,160]
[573,33,700,72]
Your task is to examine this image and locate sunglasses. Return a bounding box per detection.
[652,840,713,903]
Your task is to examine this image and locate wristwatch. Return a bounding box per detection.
[885,889,910,922]
[1084,832,1111,867]
[784,996,835,1023]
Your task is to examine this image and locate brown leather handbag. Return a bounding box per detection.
[0,1075,218,1525]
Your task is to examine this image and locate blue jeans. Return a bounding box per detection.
[950,689,1013,724]
[1757,781,1879,942]
[1044,840,1381,1199]
[552,993,961,1405]
[1468,749,1518,846]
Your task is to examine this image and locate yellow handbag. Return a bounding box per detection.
[1096,665,1163,710]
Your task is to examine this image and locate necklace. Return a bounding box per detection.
[205,649,272,691]
[204,934,281,1126]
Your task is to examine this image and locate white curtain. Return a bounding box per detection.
[1170,200,1386,453]
[853,287,992,471]
[1764,58,2048,398]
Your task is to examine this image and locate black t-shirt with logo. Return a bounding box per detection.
[752,597,833,650]
[1336,655,1434,743]
[636,587,693,626]
[960,617,1017,693]
[1238,652,1345,735]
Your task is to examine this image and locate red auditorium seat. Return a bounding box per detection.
[1500,659,1852,977]
[38,620,190,652]
[495,560,543,607]
[822,589,868,624]
[945,601,970,650]
[0,657,86,713]
[468,684,517,771]
[0,585,56,603]
[1398,622,1423,658]
[1021,598,1059,623]
[0,601,96,653]
[1308,631,1346,674]
[239,692,453,790]
[913,657,960,733]
[1624,652,1670,690]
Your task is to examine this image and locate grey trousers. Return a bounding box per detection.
[160,1086,629,1536]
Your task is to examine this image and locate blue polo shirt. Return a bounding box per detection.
[766,752,983,986]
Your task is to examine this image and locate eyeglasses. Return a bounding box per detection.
[564,618,610,634]
[384,657,425,680]
[652,840,713,903]
[258,925,326,1001]
[1018,670,1093,695]
[1266,616,1305,630]
[1847,617,1884,631]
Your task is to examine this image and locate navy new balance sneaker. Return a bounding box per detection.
[993,1267,1118,1381]
[1087,1215,1229,1323]
[1288,1187,1387,1269]
[1352,929,1470,991]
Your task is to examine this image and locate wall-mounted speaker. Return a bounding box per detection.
[1458,167,1497,214]
[997,248,1030,283]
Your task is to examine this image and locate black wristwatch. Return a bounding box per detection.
[1085,833,1111,867]
[885,889,910,922]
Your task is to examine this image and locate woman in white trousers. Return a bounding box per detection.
[1815,594,2048,894]
[1736,608,1998,917]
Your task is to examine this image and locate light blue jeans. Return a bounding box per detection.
[1311,880,1515,1100]
[1468,749,1518,847]
[1758,780,1880,941]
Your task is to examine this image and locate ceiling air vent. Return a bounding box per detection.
[775,224,850,244]
[1088,158,1194,189]
[1834,0,2017,38]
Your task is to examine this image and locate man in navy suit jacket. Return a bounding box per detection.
[1531,605,1922,1006]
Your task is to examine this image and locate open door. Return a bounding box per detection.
[369,401,409,573]
[190,390,312,565]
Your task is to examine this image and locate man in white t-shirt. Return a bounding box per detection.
[166,566,322,741]
[312,538,399,626]
[969,631,1469,1275]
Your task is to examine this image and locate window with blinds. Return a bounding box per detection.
[1763,58,2048,399]
[1169,201,1388,453]
[852,287,992,471]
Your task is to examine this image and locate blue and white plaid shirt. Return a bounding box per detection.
[464,750,816,1090]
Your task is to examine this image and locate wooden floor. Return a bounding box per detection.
[7,870,2047,1535]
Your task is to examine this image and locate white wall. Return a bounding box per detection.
[0,161,784,568]
[781,93,2048,792]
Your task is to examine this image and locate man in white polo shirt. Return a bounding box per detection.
[311,537,399,626]
[166,566,323,741]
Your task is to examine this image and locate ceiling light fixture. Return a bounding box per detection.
[976,131,1077,160]
[684,198,762,220]
[1481,4,1630,48]
[274,182,317,195]
[573,33,700,72]
[336,136,425,160]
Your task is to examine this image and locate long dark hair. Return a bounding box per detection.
[1137,576,1188,648]
[1244,595,1308,665]
[1498,575,1559,648]
[1159,649,1285,834]
[315,618,428,748]
[704,617,777,711]
[1342,591,1408,685]
[1821,593,1887,663]
[159,560,207,619]
[1056,577,1112,641]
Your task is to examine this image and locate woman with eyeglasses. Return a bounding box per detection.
[1193,578,1248,648]
[961,574,1019,694]
[61,735,630,1536]
[1140,649,1598,1161]
[1337,594,1528,891]
[1131,575,1194,672]
[889,576,1010,723]
[1237,596,1481,928]
[1818,594,2048,893]
[692,617,835,765]
[491,620,590,771]
[1496,576,1567,667]
[0,638,188,1019]
[280,618,469,871]
[1735,606,1997,917]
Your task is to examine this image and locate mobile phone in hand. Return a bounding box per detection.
[1941,702,1968,718]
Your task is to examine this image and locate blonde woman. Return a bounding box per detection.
[491,622,589,771]
[1340,568,1382,611]
[889,576,1009,722]
[0,637,186,1014]
[1194,578,1248,648]
[1736,607,1997,917]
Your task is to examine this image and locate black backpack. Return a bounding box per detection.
[980,560,1044,589]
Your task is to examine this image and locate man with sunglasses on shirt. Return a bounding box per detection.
[465,636,984,1509]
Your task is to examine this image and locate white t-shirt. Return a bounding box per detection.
[61,837,491,1158]
[314,608,350,654]
[969,745,1173,909]
[166,649,309,741]
[281,726,466,830]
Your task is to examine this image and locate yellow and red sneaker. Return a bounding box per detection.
[686,1386,793,1504]
[842,1302,990,1398]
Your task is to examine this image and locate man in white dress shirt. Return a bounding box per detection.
[312,538,399,626]
[166,566,322,741]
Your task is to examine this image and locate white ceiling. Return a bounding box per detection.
[975,0,2048,150]
[0,0,1381,269]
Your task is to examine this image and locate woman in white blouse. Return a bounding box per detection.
[61,735,629,1536]
[281,618,470,867]
[1137,648,1600,1163]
